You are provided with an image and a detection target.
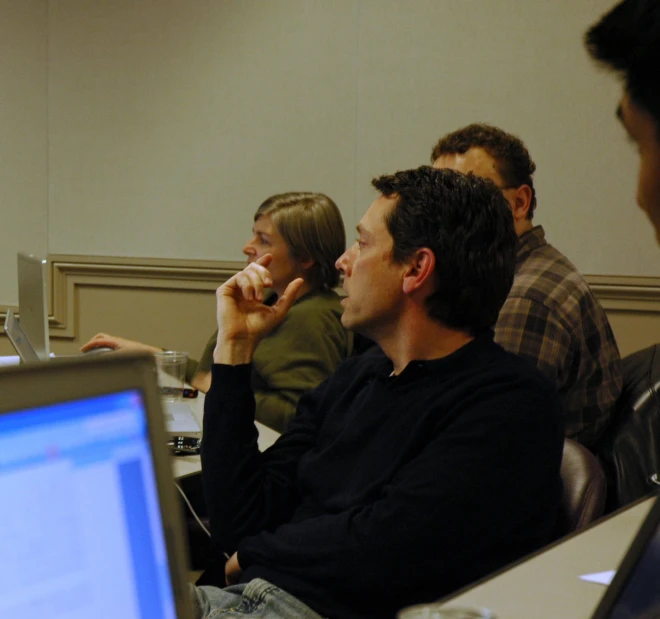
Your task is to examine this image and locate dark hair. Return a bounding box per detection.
[255,192,345,290]
[371,166,517,336]
[430,123,538,219]
[585,0,660,133]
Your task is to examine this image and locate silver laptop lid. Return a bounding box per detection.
[17,252,50,360]
[0,354,193,619]
[3,308,41,363]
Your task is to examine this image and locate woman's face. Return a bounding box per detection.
[243,213,304,297]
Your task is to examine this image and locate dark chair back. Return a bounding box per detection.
[556,438,607,537]
[597,344,660,511]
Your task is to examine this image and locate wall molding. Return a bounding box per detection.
[585,275,660,312]
[2,255,660,340]
[1,254,244,339]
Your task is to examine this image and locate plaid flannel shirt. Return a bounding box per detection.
[494,226,622,449]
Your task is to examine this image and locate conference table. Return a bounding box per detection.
[170,391,281,479]
[434,496,655,618]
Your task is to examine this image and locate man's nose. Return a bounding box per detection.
[335,246,354,275]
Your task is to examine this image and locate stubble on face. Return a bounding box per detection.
[340,196,404,334]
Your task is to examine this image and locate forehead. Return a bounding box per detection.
[433,147,504,185]
[359,194,397,237]
[254,213,275,231]
[619,93,660,144]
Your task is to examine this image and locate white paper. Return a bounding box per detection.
[162,400,201,433]
[579,570,616,585]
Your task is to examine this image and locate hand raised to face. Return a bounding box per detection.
[213,254,305,365]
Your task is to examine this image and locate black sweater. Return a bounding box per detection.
[201,332,564,618]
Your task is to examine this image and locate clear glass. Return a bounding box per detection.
[154,351,188,402]
[397,605,496,619]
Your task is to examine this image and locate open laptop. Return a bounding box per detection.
[17,251,50,361]
[4,308,201,435]
[4,308,41,364]
[0,353,194,619]
[591,492,660,618]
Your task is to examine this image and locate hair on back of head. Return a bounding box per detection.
[586,0,660,133]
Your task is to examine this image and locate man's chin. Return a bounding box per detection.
[340,311,358,331]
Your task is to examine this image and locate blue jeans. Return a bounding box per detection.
[191,578,324,618]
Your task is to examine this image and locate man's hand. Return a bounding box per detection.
[80,333,161,355]
[213,255,304,365]
[225,552,242,586]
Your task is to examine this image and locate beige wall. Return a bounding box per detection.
[1,258,659,361]
[40,0,660,275]
[607,312,660,357]
[0,1,48,305]
[2,1,660,359]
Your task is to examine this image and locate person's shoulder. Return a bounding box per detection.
[290,288,342,313]
[284,289,345,331]
[514,238,601,316]
[480,339,559,397]
[267,289,347,354]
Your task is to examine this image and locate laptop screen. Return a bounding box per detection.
[17,252,50,360]
[603,517,660,618]
[0,389,178,619]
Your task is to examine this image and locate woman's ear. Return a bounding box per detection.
[299,256,315,271]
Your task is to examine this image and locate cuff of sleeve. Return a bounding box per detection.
[210,362,252,382]
[236,537,258,571]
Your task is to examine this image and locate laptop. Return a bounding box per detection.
[4,308,41,364]
[0,353,194,619]
[4,308,201,436]
[591,493,660,618]
[17,251,50,361]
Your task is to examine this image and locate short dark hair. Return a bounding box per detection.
[585,0,660,133]
[430,123,538,219]
[371,166,517,336]
[255,192,345,290]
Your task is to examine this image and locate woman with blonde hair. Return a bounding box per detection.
[83,192,350,432]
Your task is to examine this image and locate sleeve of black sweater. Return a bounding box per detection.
[200,362,326,554]
[236,380,562,599]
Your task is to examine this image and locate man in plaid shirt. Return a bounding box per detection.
[432,124,622,449]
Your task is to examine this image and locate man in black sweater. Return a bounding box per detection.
[194,167,564,618]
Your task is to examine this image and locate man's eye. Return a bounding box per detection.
[356,239,366,249]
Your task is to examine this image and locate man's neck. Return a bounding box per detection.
[515,218,534,237]
[375,312,475,375]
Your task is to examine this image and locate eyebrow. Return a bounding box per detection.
[356,224,371,238]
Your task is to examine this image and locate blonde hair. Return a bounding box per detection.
[255,192,345,290]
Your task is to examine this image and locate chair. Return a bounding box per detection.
[556,438,607,537]
[596,344,660,512]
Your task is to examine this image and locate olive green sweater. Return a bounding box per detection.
[186,289,350,432]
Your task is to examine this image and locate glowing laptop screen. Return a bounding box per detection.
[0,390,177,619]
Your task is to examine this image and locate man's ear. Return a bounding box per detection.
[510,185,532,221]
[402,248,436,295]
